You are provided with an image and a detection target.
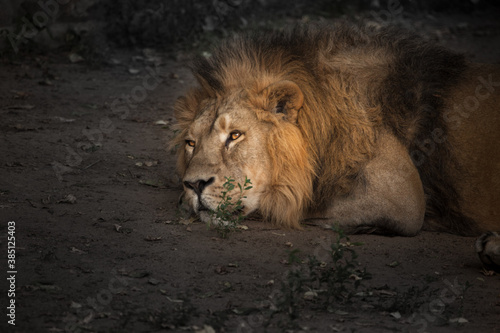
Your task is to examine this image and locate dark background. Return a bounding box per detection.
[1,0,499,58]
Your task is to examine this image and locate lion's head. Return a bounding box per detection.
[174,78,315,228]
[173,25,382,228]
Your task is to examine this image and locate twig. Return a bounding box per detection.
[83,159,101,170]
[26,199,37,208]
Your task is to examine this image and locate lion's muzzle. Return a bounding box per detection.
[183,177,215,211]
[183,177,214,197]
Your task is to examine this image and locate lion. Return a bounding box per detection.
[172,23,500,269]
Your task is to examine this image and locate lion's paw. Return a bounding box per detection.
[475,232,500,271]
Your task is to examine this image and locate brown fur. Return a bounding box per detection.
[173,22,500,235]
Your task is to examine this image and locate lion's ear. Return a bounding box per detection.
[263,80,303,123]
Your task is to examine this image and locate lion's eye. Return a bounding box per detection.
[229,131,241,141]
[226,131,242,147]
[186,140,195,148]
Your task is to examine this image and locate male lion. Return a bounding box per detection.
[173,23,500,268]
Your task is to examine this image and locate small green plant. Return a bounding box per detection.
[276,225,371,322]
[209,176,252,238]
[309,225,371,308]
[277,249,308,321]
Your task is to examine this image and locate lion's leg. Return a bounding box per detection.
[309,133,426,236]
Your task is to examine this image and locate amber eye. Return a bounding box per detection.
[225,131,242,147]
[186,140,195,148]
[229,131,241,141]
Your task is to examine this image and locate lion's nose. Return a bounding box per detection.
[183,177,215,196]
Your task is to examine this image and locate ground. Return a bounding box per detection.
[1,10,500,333]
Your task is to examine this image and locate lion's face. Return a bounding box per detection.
[175,80,313,227]
[178,92,273,221]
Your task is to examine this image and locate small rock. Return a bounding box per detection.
[390,312,401,319]
[69,53,84,63]
[58,194,76,204]
[304,290,317,300]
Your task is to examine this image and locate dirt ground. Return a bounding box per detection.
[1,10,500,333]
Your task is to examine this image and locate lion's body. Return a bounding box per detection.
[445,64,500,233]
[174,23,500,237]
